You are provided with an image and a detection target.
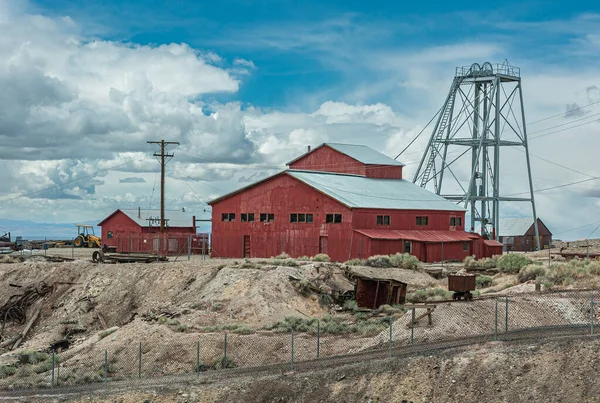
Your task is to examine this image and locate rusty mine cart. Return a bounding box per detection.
[448,274,476,300]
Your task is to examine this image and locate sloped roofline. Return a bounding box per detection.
[97,209,141,227]
[285,143,406,167]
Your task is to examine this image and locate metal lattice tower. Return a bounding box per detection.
[413,61,540,250]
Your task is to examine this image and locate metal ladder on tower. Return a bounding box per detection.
[419,76,464,190]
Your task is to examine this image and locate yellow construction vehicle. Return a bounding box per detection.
[73,225,101,248]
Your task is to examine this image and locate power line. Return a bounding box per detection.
[528,99,600,125]
[506,175,600,197]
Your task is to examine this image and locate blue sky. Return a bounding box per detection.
[33,0,600,109]
[1,0,600,240]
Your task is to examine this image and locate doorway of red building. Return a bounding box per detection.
[243,235,251,258]
[319,236,328,255]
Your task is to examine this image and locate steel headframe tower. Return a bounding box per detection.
[412,61,541,250]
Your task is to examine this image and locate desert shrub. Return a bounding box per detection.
[343,299,359,312]
[293,279,311,297]
[312,254,331,262]
[543,281,554,290]
[354,319,388,335]
[406,288,452,303]
[365,255,392,268]
[475,275,493,289]
[345,258,366,266]
[200,323,254,334]
[240,259,257,269]
[318,293,334,307]
[275,252,291,259]
[297,256,310,261]
[214,356,237,370]
[211,301,224,311]
[271,258,299,267]
[517,265,547,283]
[497,254,532,273]
[389,253,421,270]
[463,255,499,269]
[266,317,317,332]
[0,365,16,379]
[177,324,188,332]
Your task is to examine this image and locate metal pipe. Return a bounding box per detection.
[389,318,393,358]
[223,333,228,369]
[410,308,415,345]
[104,350,108,383]
[291,329,295,370]
[495,299,498,340]
[138,342,142,379]
[505,296,509,332]
[592,295,595,335]
[51,351,55,388]
[197,339,200,376]
[317,320,320,358]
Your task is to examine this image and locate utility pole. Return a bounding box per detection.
[147,140,180,232]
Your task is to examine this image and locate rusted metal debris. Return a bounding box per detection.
[0,282,53,336]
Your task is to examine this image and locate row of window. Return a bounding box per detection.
[290,213,314,223]
[222,213,341,223]
[376,216,461,226]
[224,213,463,226]
[222,213,274,222]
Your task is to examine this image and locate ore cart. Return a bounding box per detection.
[448,274,476,300]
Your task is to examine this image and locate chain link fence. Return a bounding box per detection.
[1,290,598,390]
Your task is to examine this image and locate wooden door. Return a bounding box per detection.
[319,236,328,254]
[243,235,251,258]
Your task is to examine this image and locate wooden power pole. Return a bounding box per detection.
[147,140,179,232]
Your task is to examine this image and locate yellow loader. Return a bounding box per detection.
[73,225,101,248]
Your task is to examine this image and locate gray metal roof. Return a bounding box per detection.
[121,209,194,228]
[498,218,535,237]
[325,143,405,166]
[286,143,405,167]
[287,170,464,211]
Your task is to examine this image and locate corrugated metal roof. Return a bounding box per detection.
[498,218,535,237]
[354,229,475,242]
[325,143,405,166]
[288,170,464,211]
[484,239,503,247]
[286,143,405,167]
[121,209,194,228]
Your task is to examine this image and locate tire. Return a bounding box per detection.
[92,251,99,262]
[74,236,84,247]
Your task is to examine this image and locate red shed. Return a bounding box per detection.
[208,143,501,263]
[97,209,197,254]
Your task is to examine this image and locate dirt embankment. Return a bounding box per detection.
[21,336,600,403]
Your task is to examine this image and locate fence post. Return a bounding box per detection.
[56,359,59,386]
[202,235,206,260]
[51,351,55,388]
[291,329,295,370]
[196,339,200,376]
[494,299,498,340]
[591,294,595,335]
[222,333,228,369]
[138,342,142,379]
[188,235,192,261]
[316,320,320,358]
[388,317,393,358]
[104,350,108,383]
[505,296,509,332]
[410,308,415,345]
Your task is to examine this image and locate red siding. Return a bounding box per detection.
[99,210,195,251]
[211,174,355,262]
[365,165,403,179]
[289,145,366,176]
[352,209,466,231]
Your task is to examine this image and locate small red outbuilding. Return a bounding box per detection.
[97,209,197,254]
[208,143,501,263]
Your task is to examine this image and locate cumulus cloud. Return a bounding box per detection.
[119,177,146,184]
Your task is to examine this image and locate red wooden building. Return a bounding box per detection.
[498,217,552,252]
[97,209,197,254]
[209,143,502,262]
